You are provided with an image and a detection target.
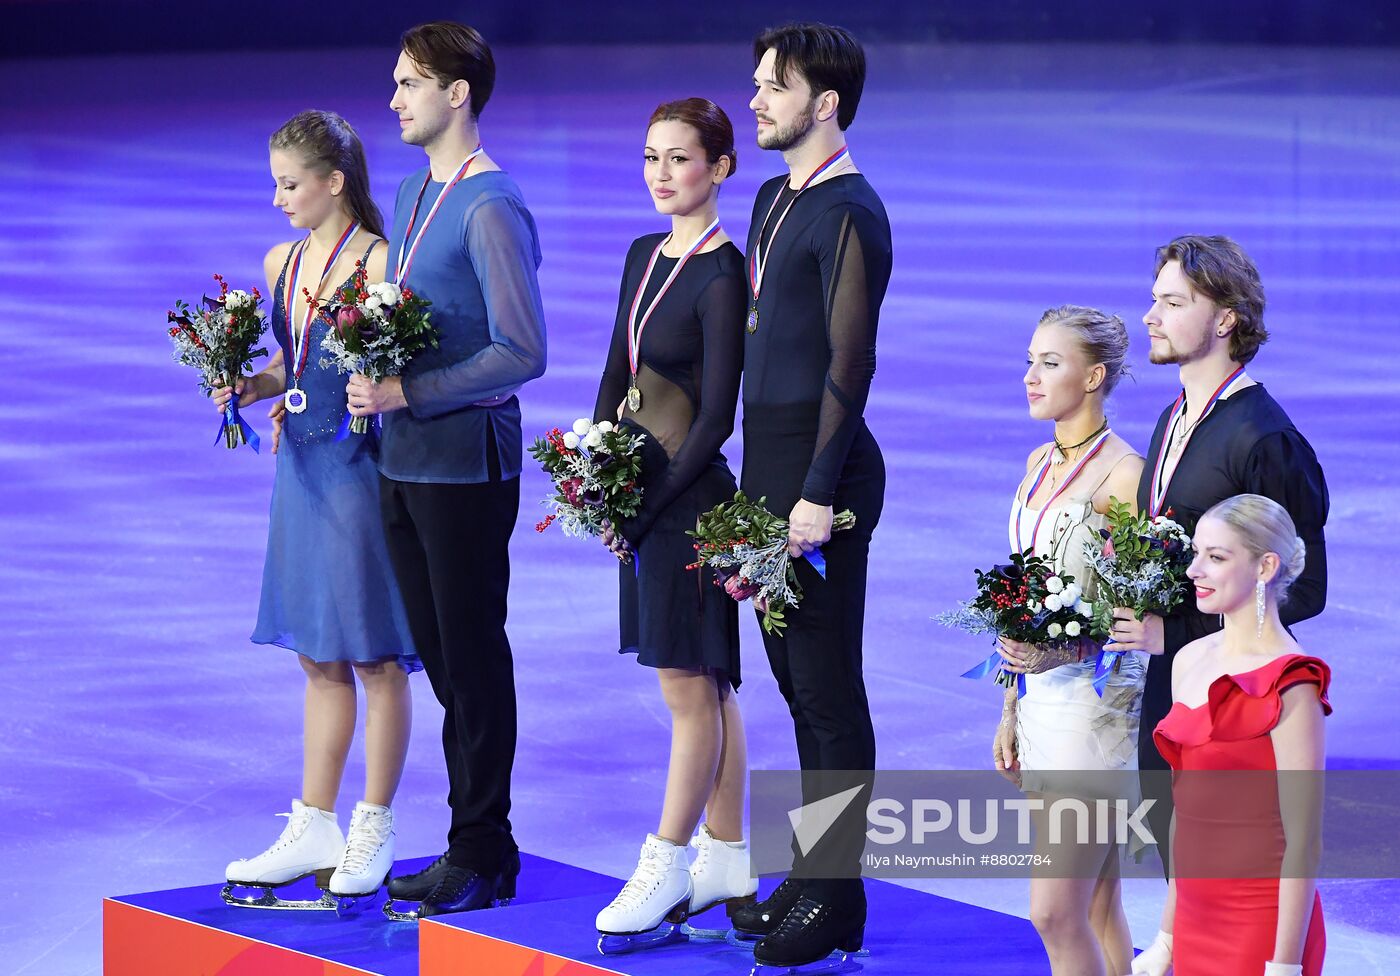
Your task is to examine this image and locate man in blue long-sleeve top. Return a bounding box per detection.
[347,20,546,918]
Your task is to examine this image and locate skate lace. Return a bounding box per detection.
[607,846,671,913]
[772,895,824,939]
[339,810,390,875]
[260,807,316,857]
[689,833,711,874]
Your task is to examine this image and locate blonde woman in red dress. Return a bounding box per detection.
[1141,493,1328,976]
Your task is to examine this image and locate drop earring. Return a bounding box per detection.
[1255,580,1267,638]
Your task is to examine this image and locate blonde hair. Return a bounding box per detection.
[1203,493,1307,602]
[1037,305,1131,396]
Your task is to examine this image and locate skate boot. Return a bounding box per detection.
[751,885,868,975]
[416,850,520,919]
[729,876,805,945]
[327,801,394,916]
[595,834,693,955]
[682,824,758,941]
[221,800,344,910]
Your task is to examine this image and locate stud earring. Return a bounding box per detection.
[1255,580,1267,638]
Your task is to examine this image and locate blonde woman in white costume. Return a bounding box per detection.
[995,305,1146,976]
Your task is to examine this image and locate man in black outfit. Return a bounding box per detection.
[1107,235,1328,876]
[731,22,893,968]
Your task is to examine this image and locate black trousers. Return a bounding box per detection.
[758,528,878,895]
[379,463,520,875]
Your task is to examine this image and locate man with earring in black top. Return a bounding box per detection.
[1107,236,1328,908]
[731,22,892,969]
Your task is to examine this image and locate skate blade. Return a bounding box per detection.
[383,898,422,922]
[221,883,337,911]
[749,948,866,976]
[331,886,387,918]
[597,923,688,956]
[727,928,764,948]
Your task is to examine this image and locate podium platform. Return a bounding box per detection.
[104,853,1051,975]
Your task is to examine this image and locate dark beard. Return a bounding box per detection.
[759,98,818,151]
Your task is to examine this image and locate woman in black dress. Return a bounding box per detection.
[589,99,755,946]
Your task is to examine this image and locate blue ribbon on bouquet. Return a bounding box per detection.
[1092,640,1125,697]
[804,546,828,578]
[216,401,260,453]
[961,648,1027,698]
[334,410,381,444]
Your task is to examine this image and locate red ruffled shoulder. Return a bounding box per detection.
[1154,654,1332,764]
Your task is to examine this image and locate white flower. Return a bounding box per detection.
[224,289,253,310]
[1062,583,1081,605]
[1045,576,1064,594]
[1079,601,1094,618]
[1044,594,1064,612]
[584,429,603,449]
[1028,600,1043,614]
[597,421,614,433]
[562,432,580,449]
[1065,620,1082,638]
[572,418,591,436]
[1047,622,1063,638]
[368,281,402,306]
[364,293,384,311]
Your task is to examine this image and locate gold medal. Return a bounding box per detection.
[627,384,642,412]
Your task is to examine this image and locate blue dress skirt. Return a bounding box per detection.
[251,242,418,671]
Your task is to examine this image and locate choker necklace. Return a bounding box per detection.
[1053,420,1109,463]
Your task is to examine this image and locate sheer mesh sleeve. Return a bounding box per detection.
[801,204,887,505]
[593,244,640,426]
[401,195,548,419]
[1244,430,1330,625]
[620,267,745,543]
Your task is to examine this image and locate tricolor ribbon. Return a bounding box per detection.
[216,400,260,453]
[1012,428,1114,553]
[1147,365,1247,517]
[285,221,360,383]
[394,146,485,287]
[627,217,722,380]
[748,145,851,303]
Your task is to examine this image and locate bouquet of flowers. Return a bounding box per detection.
[937,551,1105,694]
[317,264,436,435]
[1081,499,1194,692]
[166,274,269,450]
[687,491,856,636]
[529,419,646,556]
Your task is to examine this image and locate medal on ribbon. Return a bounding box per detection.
[625,217,722,412]
[283,220,360,414]
[746,145,851,335]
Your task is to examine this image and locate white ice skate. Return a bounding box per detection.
[682,824,759,940]
[595,834,693,955]
[221,800,344,910]
[327,801,395,915]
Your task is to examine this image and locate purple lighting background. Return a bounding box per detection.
[1,31,1398,975]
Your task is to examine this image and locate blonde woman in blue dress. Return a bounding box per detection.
[994,305,1146,976]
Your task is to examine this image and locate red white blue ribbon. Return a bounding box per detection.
[747,145,850,302]
[285,221,359,382]
[394,146,484,287]
[1011,428,1114,553]
[1147,365,1248,517]
[627,217,722,378]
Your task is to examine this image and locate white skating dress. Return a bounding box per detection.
[1008,450,1146,784]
